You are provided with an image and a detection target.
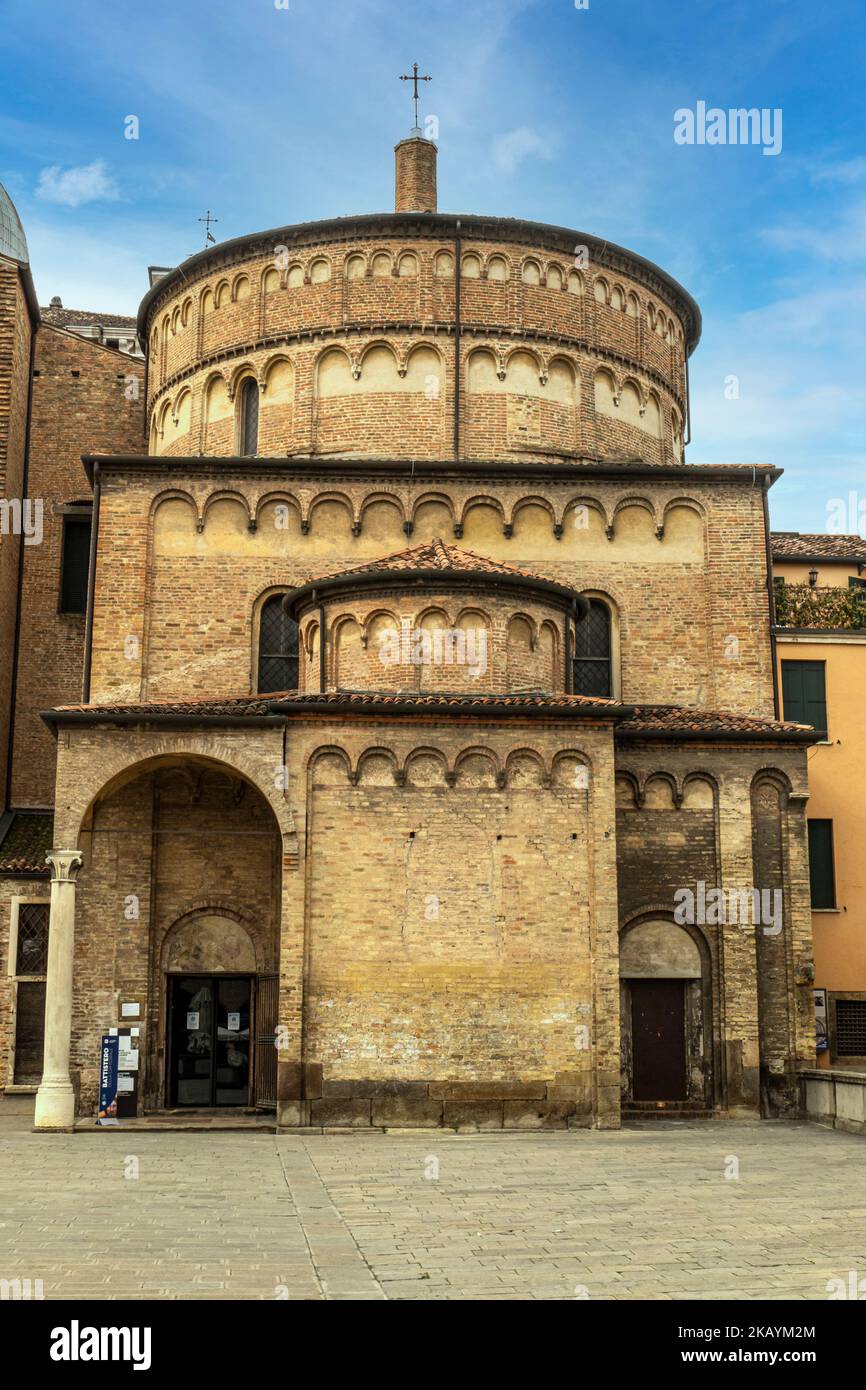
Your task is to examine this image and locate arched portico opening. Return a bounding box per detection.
[56,752,285,1118]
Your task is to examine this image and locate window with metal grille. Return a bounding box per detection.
[238,377,259,457]
[15,902,49,975]
[257,595,298,693]
[59,513,91,613]
[572,599,612,697]
[835,999,866,1056]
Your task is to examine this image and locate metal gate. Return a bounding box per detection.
[253,973,279,1108]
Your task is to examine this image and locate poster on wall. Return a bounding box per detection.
[814,988,829,1054]
[97,1034,120,1125]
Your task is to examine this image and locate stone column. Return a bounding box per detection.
[34,849,84,1131]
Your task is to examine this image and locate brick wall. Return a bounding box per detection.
[87,466,776,718]
[9,326,144,808]
[0,261,33,804]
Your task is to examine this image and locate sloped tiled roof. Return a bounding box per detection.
[39,304,136,330]
[771,532,866,562]
[43,692,819,741]
[0,812,53,874]
[303,537,567,586]
[617,705,816,739]
[47,691,622,718]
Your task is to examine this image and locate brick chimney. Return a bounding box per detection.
[395,133,437,214]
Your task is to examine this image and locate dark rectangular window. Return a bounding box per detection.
[808,819,836,909]
[781,659,827,736]
[849,576,866,591]
[60,514,91,613]
[13,981,46,1084]
[15,902,49,975]
[835,999,866,1057]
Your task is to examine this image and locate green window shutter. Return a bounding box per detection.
[781,660,827,736]
[808,819,836,909]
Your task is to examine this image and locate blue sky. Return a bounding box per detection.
[1,0,864,534]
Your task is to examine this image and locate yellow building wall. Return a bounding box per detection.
[777,634,866,1063]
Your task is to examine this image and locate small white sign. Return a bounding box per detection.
[117,1075,135,1093]
[186,1011,199,1030]
[227,1012,241,1031]
[119,1047,139,1071]
[120,1002,141,1018]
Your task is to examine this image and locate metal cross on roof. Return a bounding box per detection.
[399,62,431,129]
[198,210,219,247]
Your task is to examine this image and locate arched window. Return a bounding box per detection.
[572,599,612,697]
[238,377,259,457]
[257,595,298,693]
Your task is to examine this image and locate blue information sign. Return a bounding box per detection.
[98,1034,120,1125]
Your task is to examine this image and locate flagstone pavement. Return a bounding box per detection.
[1,1113,864,1300]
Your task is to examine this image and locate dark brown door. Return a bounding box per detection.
[631,979,686,1101]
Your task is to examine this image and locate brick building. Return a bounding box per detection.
[0,131,820,1132]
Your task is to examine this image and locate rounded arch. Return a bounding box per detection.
[546,263,564,290]
[402,745,449,784]
[619,913,710,979]
[459,493,507,526]
[344,252,367,280]
[410,490,455,526]
[201,489,253,529]
[309,255,332,283]
[67,748,295,849]
[232,273,251,302]
[162,905,259,974]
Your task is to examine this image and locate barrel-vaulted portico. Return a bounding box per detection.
[35,721,301,1129]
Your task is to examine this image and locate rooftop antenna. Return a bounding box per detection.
[399,62,431,135]
[198,210,219,248]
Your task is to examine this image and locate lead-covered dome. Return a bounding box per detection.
[0,182,28,263]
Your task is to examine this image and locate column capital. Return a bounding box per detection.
[45,849,84,882]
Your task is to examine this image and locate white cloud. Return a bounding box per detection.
[812,157,866,185]
[35,159,118,208]
[492,126,553,175]
[762,196,866,263]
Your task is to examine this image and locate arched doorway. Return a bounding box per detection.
[162,911,271,1108]
[620,917,712,1107]
[67,754,283,1117]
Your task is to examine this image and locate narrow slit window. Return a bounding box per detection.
[238,377,259,457]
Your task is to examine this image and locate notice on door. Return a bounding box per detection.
[186,1011,199,1030]
[227,1011,240,1031]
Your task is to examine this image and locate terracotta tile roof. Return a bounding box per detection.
[771,532,866,562]
[301,537,568,588]
[617,705,816,739]
[47,691,622,718]
[0,812,54,874]
[39,304,137,330]
[44,693,819,740]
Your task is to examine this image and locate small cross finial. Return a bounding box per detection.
[198,210,219,247]
[399,62,431,131]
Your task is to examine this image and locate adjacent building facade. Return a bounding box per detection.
[0,133,820,1133]
[772,532,866,1069]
